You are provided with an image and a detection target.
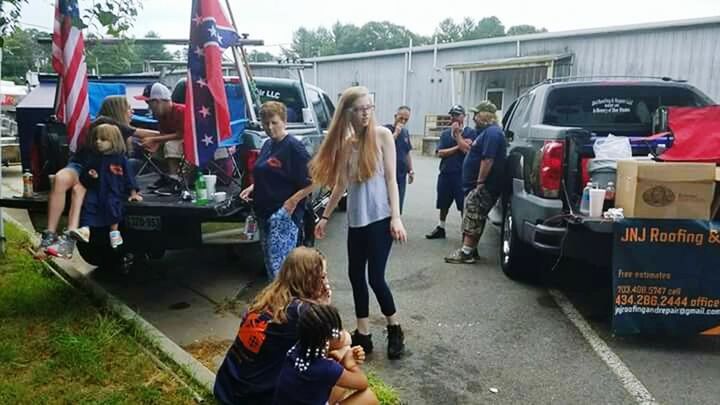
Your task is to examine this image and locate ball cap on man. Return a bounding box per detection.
[134,82,172,101]
[469,101,497,114]
[448,105,466,116]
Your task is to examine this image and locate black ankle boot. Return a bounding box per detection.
[351,330,373,354]
[387,324,405,359]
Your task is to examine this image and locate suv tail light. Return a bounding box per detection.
[244,149,260,187]
[539,140,565,198]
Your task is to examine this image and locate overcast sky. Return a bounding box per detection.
[18,0,720,55]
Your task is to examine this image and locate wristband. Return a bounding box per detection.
[408,170,415,175]
[321,215,330,221]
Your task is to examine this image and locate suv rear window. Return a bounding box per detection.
[543,85,707,130]
[255,83,305,123]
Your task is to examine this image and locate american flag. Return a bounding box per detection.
[52,0,90,153]
[184,0,240,168]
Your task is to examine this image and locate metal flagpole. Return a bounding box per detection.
[223,0,258,124]
[0,37,6,256]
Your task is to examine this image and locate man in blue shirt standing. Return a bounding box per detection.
[384,106,414,214]
[426,105,477,239]
[445,101,506,264]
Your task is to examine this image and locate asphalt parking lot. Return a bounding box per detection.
[3,153,719,404]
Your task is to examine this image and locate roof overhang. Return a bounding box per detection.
[445,53,573,72]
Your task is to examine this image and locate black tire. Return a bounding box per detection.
[499,197,539,282]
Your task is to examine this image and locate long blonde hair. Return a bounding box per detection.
[310,86,378,187]
[98,95,131,125]
[248,247,328,323]
[93,124,126,155]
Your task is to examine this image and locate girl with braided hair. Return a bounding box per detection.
[274,303,378,405]
[214,247,333,405]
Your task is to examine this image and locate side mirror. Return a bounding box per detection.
[302,108,316,125]
[506,130,515,142]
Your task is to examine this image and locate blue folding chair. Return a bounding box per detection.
[207,83,249,186]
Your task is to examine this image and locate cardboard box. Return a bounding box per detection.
[615,160,716,220]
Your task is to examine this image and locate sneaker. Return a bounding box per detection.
[147,176,170,190]
[425,226,446,239]
[46,236,75,259]
[39,230,58,250]
[351,330,373,354]
[387,324,405,360]
[109,231,123,249]
[68,226,90,244]
[444,248,476,264]
[155,180,182,195]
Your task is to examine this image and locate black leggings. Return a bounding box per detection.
[347,217,397,318]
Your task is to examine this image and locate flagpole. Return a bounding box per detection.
[0,39,6,256]
[222,0,258,124]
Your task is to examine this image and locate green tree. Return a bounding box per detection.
[332,22,362,55]
[355,21,416,52]
[1,27,52,82]
[288,27,335,58]
[85,34,136,75]
[507,24,548,36]
[435,18,463,43]
[468,16,505,39]
[247,50,275,62]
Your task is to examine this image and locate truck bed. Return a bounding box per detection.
[0,173,248,220]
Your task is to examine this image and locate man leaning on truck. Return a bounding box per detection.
[445,101,506,264]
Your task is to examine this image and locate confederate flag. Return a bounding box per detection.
[184,0,239,168]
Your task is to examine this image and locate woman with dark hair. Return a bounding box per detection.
[310,86,407,360]
[39,95,158,258]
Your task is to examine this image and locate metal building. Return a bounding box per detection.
[253,16,720,136]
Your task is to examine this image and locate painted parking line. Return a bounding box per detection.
[549,288,658,405]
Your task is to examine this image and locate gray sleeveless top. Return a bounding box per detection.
[346,138,391,228]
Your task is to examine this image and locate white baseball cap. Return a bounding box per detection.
[135,82,171,101]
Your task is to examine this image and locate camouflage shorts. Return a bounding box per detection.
[462,187,499,238]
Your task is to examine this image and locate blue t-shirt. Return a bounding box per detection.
[462,124,507,194]
[436,127,477,175]
[253,135,312,225]
[384,124,413,178]
[214,300,303,404]
[273,347,344,405]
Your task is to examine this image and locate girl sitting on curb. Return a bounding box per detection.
[273,303,378,405]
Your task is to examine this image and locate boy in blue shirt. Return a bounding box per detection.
[426,105,477,239]
[445,101,507,264]
[384,106,414,214]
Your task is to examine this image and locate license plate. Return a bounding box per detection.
[126,215,162,231]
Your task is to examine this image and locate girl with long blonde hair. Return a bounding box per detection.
[311,86,408,360]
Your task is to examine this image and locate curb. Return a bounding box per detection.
[2,213,217,395]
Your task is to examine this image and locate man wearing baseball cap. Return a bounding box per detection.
[445,101,506,264]
[134,82,186,192]
[426,104,477,239]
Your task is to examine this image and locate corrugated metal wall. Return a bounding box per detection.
[303,22,720,136]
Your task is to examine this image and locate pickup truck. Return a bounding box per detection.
[498,78,714,280]
[0,74,335,271]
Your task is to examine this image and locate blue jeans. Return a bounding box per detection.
[347,217,396,318]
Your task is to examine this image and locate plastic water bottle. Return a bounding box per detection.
[579,182,592,216]
[195,172,208,206]
[244,213,257,240]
